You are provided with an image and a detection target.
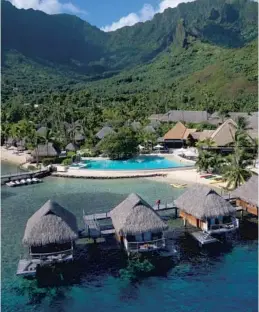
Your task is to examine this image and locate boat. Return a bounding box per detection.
[15,180,21,186]
[210,179,224,184]
[32,177,41,183]
[26,178,32,184]
[171,183,187,189]
[20,179,27,185]
[6,181,16,187]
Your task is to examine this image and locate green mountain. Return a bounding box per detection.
[1,0,258,111]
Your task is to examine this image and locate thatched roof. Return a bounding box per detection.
[110,193,168,236]
[36,126,48,137]
[175,185,236,220]
[160,110,208,123]
[96,126,115,140]
[143,125,156,134]
[31,143,59,157]
[74,132,85,141]
[164,122,196,140]
[190,130,215,141]
[210,119,237,146]
[23,200,78,247]
[150,120,161,129]
[231,175,258,207]
[65,142,77,151]
[131,121,141,131]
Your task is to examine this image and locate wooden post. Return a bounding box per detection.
[241,209,244,220]
[183,218,187,227]
[175,208,178,219]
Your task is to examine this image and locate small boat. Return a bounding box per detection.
[32,177,42,183]
[26,178,32,184]
[6,181,16,187]
[20,179,27,185]
[171,183,187,189]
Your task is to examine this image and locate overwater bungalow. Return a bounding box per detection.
[231,175,258,217]
[175,185,239,235]
[110,193,168,255]
[17,200,78,277]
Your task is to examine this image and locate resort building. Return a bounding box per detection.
[110,193,168,255]
[31,142,60,160]
[95,126,115,140]
[231,175,258,217]
[22,200,78,262]
[163,121,197,149]
[175,185,239,234]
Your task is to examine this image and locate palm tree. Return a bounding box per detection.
[222,147,252,190]
[195,150,214,173]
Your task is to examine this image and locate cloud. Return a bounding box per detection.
[8,0,87,15]
[102,0,194,32]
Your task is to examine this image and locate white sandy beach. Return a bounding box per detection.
[1,146,28,165]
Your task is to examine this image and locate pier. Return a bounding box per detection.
[1,168,51,185]
[190,231,219,246]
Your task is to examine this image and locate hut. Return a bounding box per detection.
[163,122,197,149]
[231,175,258,216]
[36,126,48,137]
[31,143,59,160]
[209,119,237,147]
[95,126,115,140]
[65,142,77,152]
[110,193,168,255]
[22,200,78,261]
[74,132,85,145]
[143,125,156,134]
[175,185,239,234]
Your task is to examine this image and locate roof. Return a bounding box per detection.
[96,126,115,140]
[148,114,164,121]
[31,143,59,157]
[175,185,236,220]
[190,130,215,141]
[210,119,237,146]
[160,110,208,123]
[36,126,48,137]
[149,120,161,129]
[65,143,77,151]
[164,122,196,140]
[143,125,156,133]
[110,193,168,236]
[74,132,85,141]
[23,200,78,246]
[231,175,258,207]
[131,121,141,131]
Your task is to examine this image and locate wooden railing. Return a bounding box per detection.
[127,238,166,252]
[209,220,239,231]
[30,248,73,260]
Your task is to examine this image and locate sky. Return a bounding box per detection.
[8,0,195,31]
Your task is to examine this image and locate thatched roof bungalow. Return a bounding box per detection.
[31,143,59,159]
[36,126,48,137]
[96,126,115,140]
[175,185,238,234]
[163,122,196,148]
[110,193,168,254]
[210,119,237,147]
[23,200,78,257]
[231,175,258,216]
[65,142,77,152]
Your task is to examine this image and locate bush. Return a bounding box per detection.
[62,158,72,166]
[42,158,54,166]
[67,151,76,157]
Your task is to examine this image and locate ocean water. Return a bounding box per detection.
[1,162,258,312]
[71,156,191,170]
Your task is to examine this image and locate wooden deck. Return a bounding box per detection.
[190,231,219,246]
[16,259,39,277]
[1,168,50,185]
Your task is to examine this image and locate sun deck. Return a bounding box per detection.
[190,231,219,245]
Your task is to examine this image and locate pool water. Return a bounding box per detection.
[71,156,191,170]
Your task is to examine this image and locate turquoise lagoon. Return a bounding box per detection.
[1,161,258,312]
[71,155,192,170]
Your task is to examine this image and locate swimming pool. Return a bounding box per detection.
[70,156,192,170]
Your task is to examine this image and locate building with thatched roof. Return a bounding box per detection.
[110,193,168,254]
[65,142,77,152]
[23,200,78,260]
[209,119,237,147]
[36,126,48,137]
[175,185,239,234]
[163,122,197,149]
[74,132,85,144]
[31,143,59,159]
[143,125,156,134]
[231,175,258,216]
[96,126,115,140]
[131,121,141,131]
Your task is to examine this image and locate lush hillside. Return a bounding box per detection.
[1,0,258,112]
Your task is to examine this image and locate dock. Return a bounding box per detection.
[16,259,39,277]
[1,168,51,185]
[190,231,219,246]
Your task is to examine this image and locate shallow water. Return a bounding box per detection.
[1,162,258,312]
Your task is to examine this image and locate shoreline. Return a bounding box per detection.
[1,146,28,165]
